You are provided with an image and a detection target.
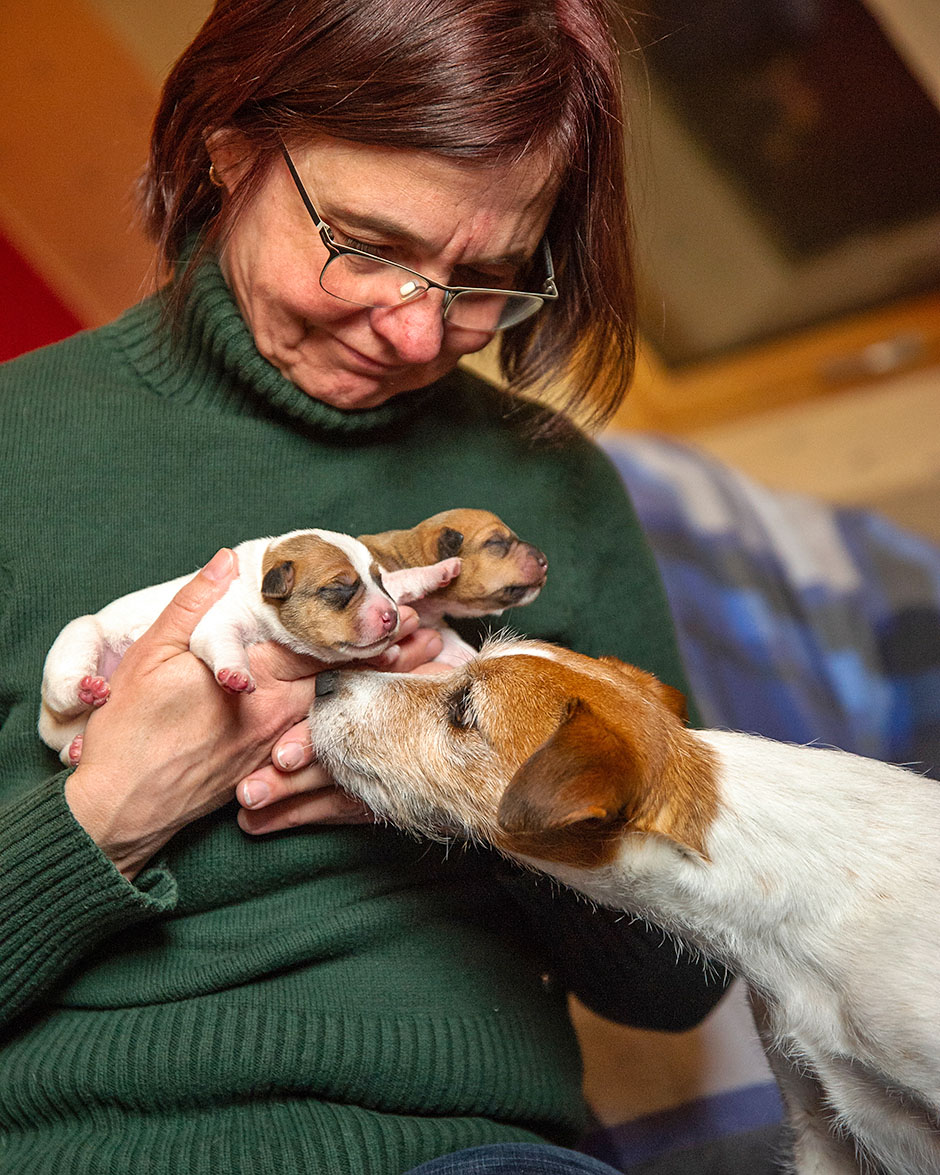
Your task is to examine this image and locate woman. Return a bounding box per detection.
[0,2,728,1172]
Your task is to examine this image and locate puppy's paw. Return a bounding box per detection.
[67,734,84,767]
[78,675,110,708]
[216,667,257,694]
[386,557,462,604]
[432,557,461,588]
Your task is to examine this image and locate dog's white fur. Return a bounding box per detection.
[39,528,457,763]
[309,638,940,1175]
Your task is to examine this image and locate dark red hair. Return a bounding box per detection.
[142,0,636,428]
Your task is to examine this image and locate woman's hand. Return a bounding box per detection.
[236,623,447,836]
[64,549,330,880]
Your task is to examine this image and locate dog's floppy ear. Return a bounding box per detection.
[261,560,295,601]
[498,695,714,864]
[654,682,688,722]
[436,527,464,560]
[498,698,640,835]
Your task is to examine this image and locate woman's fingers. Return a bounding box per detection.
[250,719,316,778]
[236,729,376,832]
[236,739,373,830]
[234,615,448,831]
[236,753,329,811]
[260,625,445,782]
[238,779,371,834]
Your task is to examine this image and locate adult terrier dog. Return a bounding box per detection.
[39,510,546,764]
[310,638,940,1175]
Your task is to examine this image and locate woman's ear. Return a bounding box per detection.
[204,128,254,194]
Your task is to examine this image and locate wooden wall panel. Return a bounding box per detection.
[615,289,940,434]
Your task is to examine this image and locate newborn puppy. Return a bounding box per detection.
[311,638,940,1175]
[360,508,547,664]
[39,510,547,765]
[39,527,459,765]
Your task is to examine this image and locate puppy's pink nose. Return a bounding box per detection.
[380,608,397,632]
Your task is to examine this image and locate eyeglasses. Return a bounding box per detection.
[279,142,558,332]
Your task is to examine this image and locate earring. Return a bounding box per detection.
[208,163,224,188]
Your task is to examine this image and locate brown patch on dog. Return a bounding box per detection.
[597,656,689,722]
[469,648,719,868]
[436,527,465,560]
[360,509,547,615]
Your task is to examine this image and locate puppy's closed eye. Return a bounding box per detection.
[482,534,513,556]
[317,577,361,610]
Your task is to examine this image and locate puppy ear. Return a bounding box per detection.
[436,527,464,559]
[261,560,295,601]
[498,699,640,835]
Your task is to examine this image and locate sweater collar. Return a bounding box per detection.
[115,252,445,435]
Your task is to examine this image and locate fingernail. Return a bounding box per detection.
[376,646,401,667]
[242,780,269,807]
[204,548,235,582]
[398,612,419,636]
[276,742,305,771]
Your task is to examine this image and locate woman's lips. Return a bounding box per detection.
[333,336,398,374]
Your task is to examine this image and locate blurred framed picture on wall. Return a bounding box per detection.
[623,0,940,368]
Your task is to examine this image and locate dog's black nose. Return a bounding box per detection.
[315,670,340,698]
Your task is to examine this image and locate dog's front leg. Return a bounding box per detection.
[382,558,461,606]
[749,990,859,1175]
[189,593,261,693]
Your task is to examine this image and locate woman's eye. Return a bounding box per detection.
[454,267,513,290]
[335,231,389,257]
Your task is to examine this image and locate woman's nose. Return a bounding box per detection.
[369,292,445,364]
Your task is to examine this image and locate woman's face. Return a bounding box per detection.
[214,134,557,410]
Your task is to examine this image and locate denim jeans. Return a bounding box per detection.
[402,1143,623,1174]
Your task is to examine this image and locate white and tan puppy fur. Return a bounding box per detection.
[310,638,940,1175]
[39,511,547,765]
[39,526,453,764]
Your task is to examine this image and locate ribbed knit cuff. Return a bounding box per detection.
[0,776,178,1033]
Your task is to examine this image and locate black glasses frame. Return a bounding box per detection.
[278,142,558,328]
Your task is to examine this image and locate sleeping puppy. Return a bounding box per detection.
[39,511,547,765]
[360,508,548,665]
[310,637,940,1175]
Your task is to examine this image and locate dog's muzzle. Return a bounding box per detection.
[315,670,340,698]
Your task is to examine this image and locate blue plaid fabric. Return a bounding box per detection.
[602,434,940,778]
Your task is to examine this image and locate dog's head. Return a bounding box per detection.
[362,509,548,617]
[311,638,717,871]
[260,530,400,660]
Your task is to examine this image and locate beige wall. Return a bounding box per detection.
[90,0,210,85]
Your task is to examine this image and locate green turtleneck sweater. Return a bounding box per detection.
[0,260,725,1174]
